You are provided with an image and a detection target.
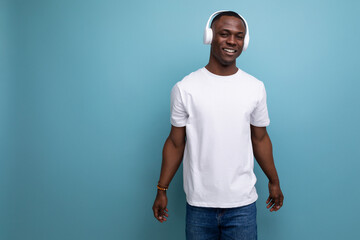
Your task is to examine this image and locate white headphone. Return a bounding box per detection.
[203,10,250,51]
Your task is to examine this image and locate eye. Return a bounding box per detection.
[237,35,244,39]
[220,33,228,37]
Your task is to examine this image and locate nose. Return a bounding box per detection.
[226,35,236,46]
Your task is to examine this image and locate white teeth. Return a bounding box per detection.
[223,48,236,53]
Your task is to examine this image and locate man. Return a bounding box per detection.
[152,10,284,239]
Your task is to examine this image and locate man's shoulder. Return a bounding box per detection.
[182,67,204,81]
[175,67,204,89]
[237,68,264,86]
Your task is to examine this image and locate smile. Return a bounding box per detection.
[223,48,237,53]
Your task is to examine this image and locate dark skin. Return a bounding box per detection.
[206,15,245,76]
[152,15,284,223]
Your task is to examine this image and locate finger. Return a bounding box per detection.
[162,209,169,217]
[270,200,280,212]
[160,211,168,219]
[159,207,167,220]
[160,215,167,222]
[266,198,274,207]
[266,196,271,204]
[270,205,278,212]
[267,199,274,209]
[275,204,282,211]
[279,197,283,208]
[160,209,168,220]
[153,207,159,219]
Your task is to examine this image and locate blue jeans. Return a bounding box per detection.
[186,201,257,240]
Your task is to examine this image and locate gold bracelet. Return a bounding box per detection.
[157,184,168,191]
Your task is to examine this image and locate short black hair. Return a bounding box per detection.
[210,11,246,33]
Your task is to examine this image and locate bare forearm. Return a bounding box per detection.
[252,134,279,183]
[158,137,185,187]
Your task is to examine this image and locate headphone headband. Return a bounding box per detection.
[205,10,230,30]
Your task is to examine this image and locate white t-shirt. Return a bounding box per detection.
[170,67,270,208]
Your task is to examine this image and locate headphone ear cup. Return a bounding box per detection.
[203,28,213,45]
[243,33,249,51]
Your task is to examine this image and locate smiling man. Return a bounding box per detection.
[152,10,284,240]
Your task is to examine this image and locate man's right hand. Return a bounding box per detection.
[152,190,169,223]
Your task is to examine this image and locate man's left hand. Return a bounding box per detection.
[266,181,284,212]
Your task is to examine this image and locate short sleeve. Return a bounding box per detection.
[250,82,270,127]
[170,83,188,127]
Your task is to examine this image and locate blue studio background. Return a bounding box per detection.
[1,0,360,239]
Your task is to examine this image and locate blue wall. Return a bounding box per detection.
[2,0,360,239]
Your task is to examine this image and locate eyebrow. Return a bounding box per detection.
[221,29,244,34]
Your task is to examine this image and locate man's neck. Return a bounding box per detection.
[205,61,238,76]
